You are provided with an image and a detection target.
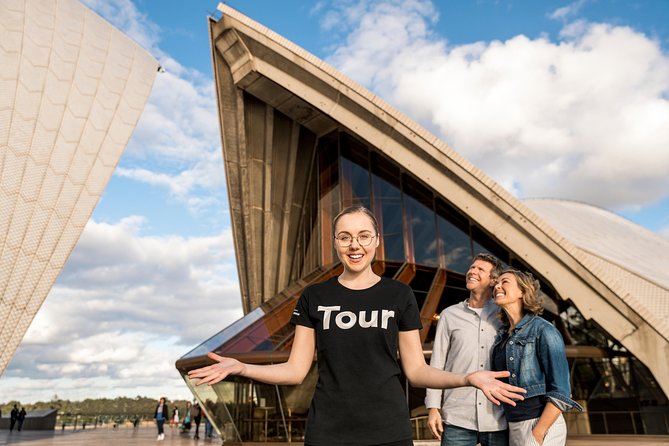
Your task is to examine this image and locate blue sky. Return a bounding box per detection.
[1,0,668,403]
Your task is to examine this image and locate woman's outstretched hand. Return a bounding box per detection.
[187,352,247,386]
[466,370,526,406]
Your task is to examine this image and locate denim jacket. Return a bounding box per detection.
[493,314,583,412]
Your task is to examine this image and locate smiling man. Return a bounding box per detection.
[425,253,507,446]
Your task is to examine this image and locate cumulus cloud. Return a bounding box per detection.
[325,0,669,211]
[82,0,224,215]
[120,62,223,214]
[0,218,243,401]
[548,0,588,21]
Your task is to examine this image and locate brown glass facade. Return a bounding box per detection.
[176,128,669,442]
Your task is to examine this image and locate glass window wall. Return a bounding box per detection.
[180,128,668,442]
[403,175,438,267]
[370,153,404,262]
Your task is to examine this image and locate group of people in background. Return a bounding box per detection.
[189,206,581,446]
[6,404,27,432]
[153,397,211,441]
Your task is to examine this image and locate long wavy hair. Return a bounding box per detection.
[497,268,543,326]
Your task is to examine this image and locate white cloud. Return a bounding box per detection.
[119,66,224,213]
[325,0,669,212]
[82,0,224,215]
[548,0,587,21]
[115,149,225,208]
[0,218,243,402]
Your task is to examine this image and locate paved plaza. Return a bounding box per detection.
[0,426,217,445]
[0,426,667,446]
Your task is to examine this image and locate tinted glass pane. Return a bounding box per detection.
[408,267,437,309]
[437,215,471,274]
[185,379,241,442]
[472,240,509,270]
[372,174,404,261]
[341,156,370,208]
[471,226,509,264]
[181,308,265,359]
[405,195,438,266]
[318,133,340,264]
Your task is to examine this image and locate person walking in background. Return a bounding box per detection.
[17,407,26,431]
[426,253,508,446]
[171,405,179,430]
[192,401,202,439]
[492,269,582,446]
[189,206,525,446]
[9,404,19,432]
[181,401,192,433]
[203,410,213,439]
[154,397,170,441]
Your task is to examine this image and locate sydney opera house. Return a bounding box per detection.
[173,4,669,443]
[1,0,668,443]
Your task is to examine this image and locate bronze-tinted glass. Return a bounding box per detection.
[408,267,437,310]
[340,156,370,209]
[371,155,404,261]
[471,225,509,264]
[436,216,471,274]
[435,199,472,273]
[340,133,371,209]
[318,132,340,265]
[407,196,439,266]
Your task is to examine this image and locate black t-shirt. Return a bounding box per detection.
[290,277,422,446]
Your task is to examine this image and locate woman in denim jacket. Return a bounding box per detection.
[491,269,582,446]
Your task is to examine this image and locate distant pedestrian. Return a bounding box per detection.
[17,407,26,431]
[203,410,213,438]
[192,402,202,439]
[154,397,170,441]
[9,404,18,432]
[171,405,179,429]
[181,401,192,433]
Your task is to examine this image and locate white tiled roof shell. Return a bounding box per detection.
[526,199,669,335]
[0,0,157,375]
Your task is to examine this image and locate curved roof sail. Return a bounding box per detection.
[0,0,158,375]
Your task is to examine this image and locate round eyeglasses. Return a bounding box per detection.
[334,233,377,247]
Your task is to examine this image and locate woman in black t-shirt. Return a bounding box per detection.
[189,206,525,446]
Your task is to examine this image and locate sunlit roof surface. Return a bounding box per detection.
[526,198,669,332]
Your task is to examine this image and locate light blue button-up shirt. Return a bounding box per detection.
[426,299,507,432]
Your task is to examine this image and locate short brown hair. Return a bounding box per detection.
[472,253,503,279]
[498,268,544,325]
